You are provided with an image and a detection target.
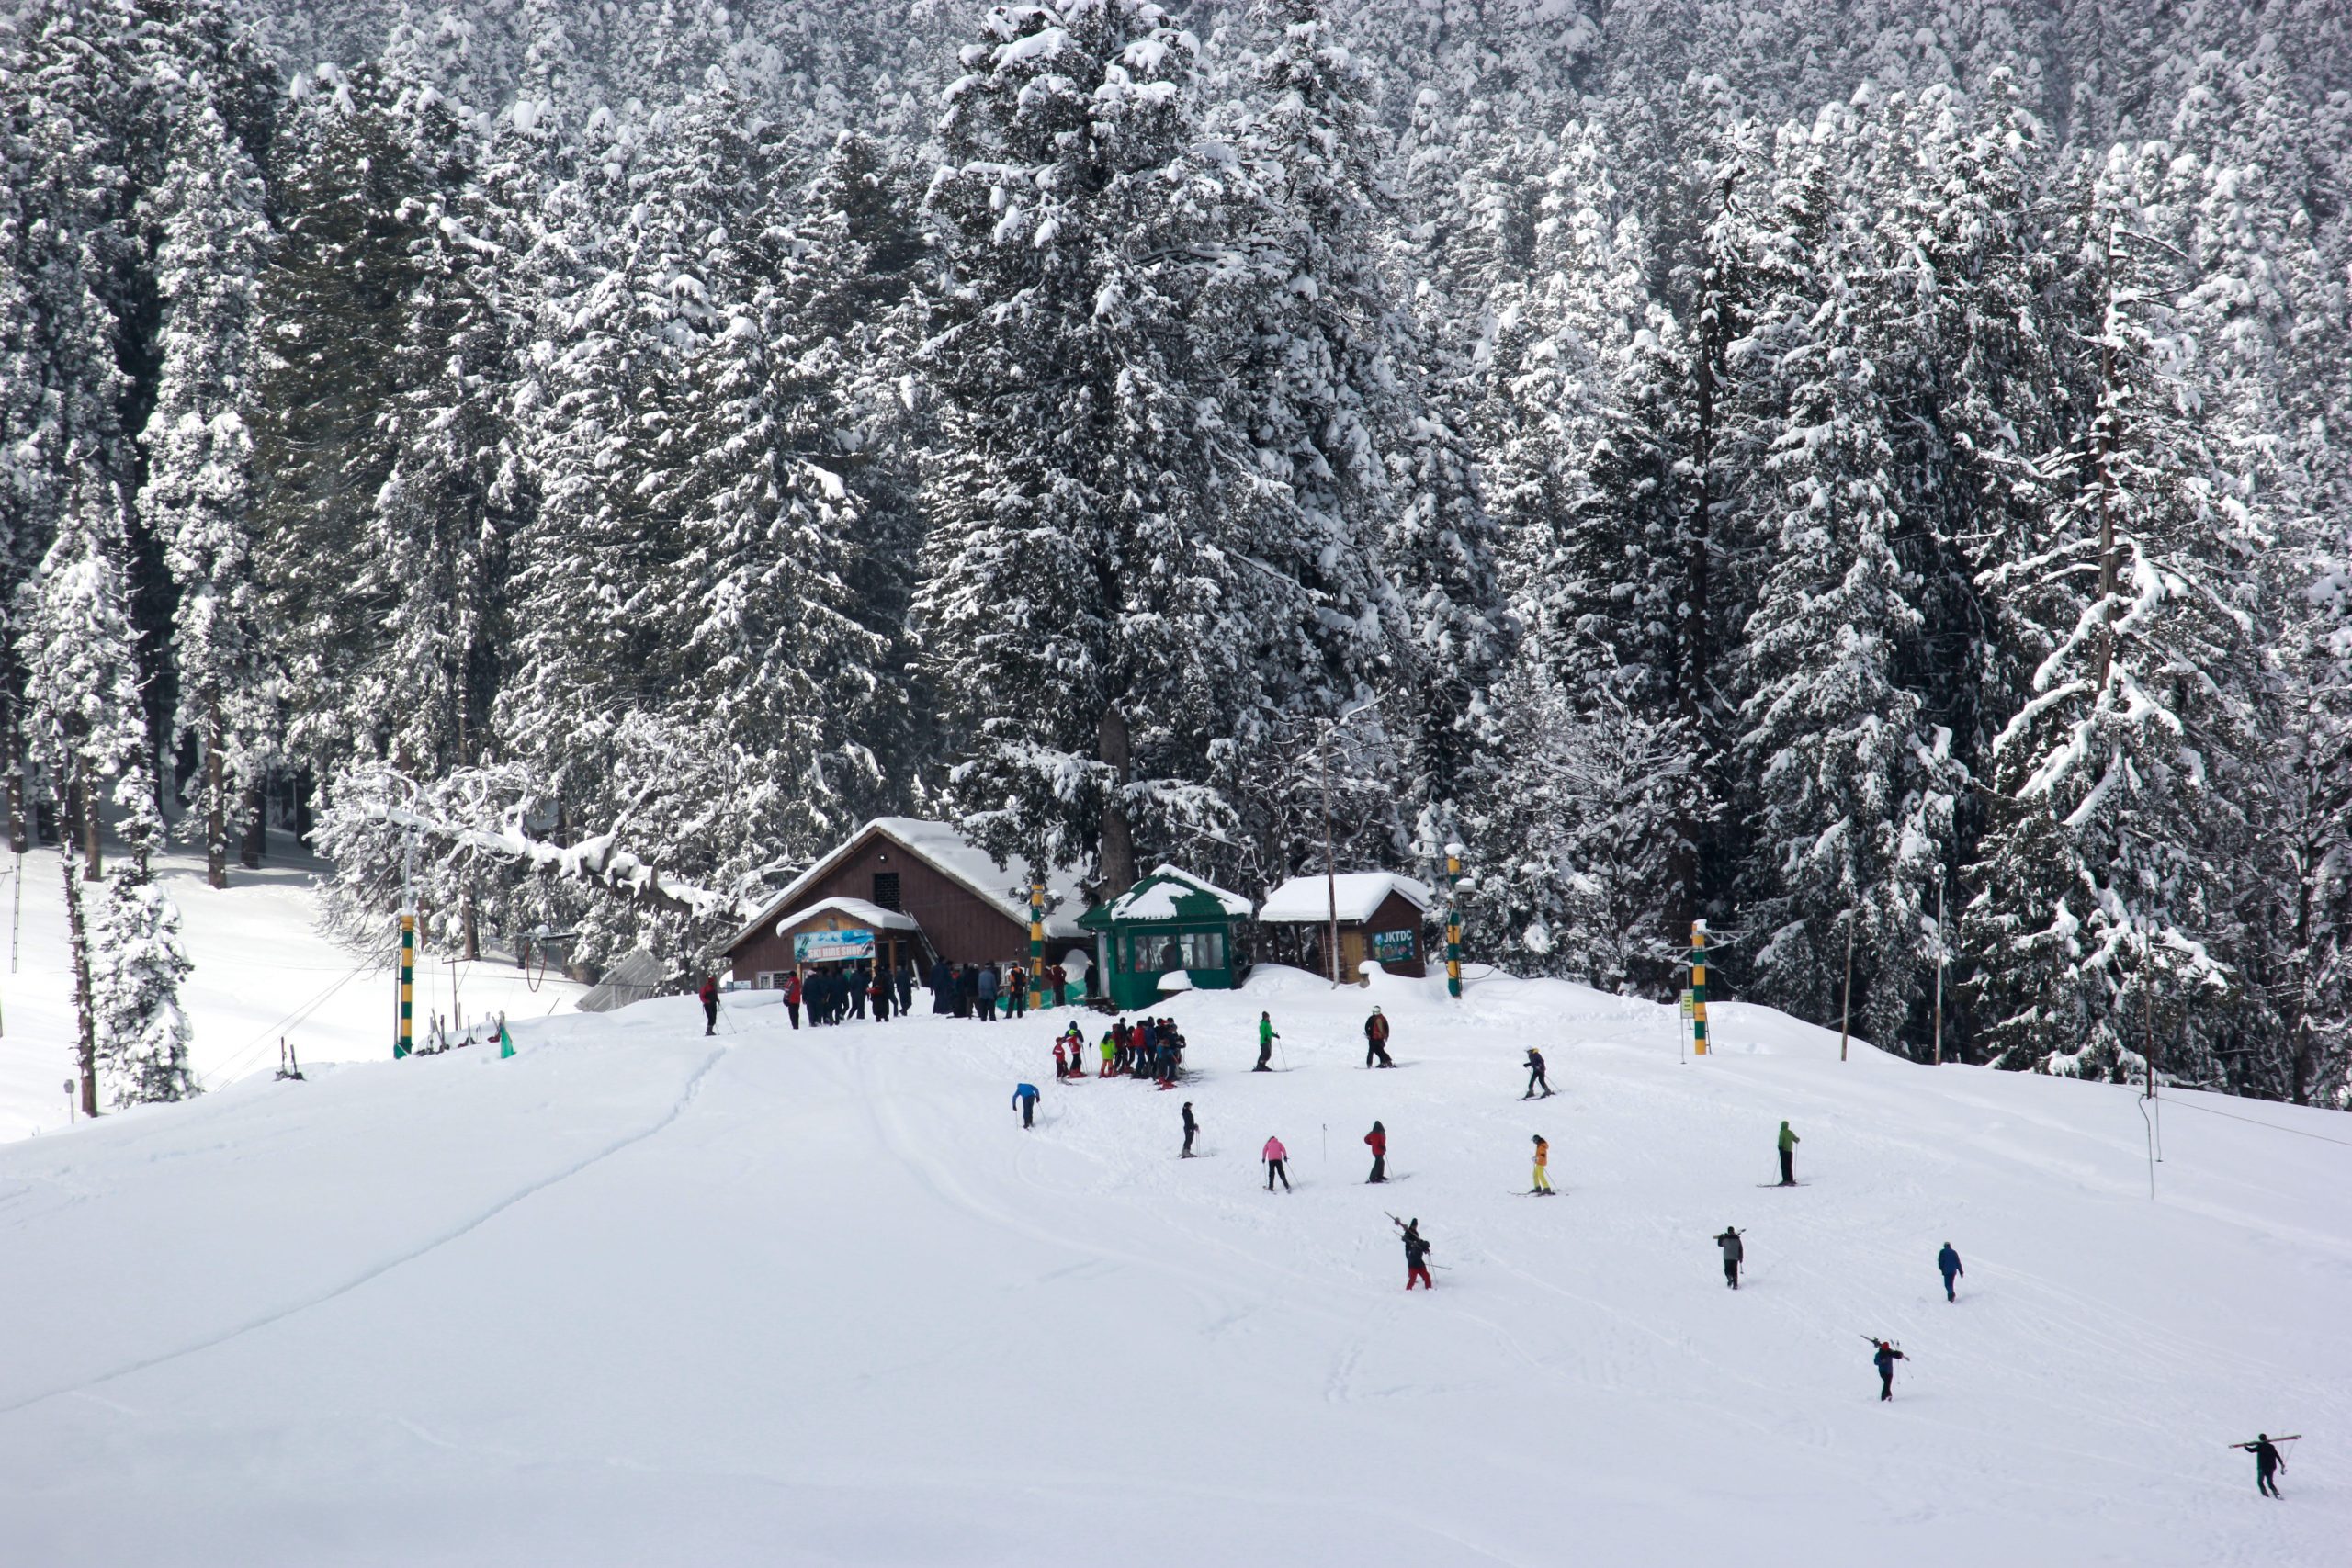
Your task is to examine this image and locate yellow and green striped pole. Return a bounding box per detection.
[1690,919,1709,1055]
[395,909,416,1058]
[1029,876,1046,1010]
[1444,842,1464,998]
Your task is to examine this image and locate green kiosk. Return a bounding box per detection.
[1079,864,1255,1012]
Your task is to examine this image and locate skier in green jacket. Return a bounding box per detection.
[1777,1121,1801,1186]
[1255,1012,1277,1072]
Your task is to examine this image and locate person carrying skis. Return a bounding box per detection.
[698,975,720,1036]
[1012,1081,1040,1131]
[1531,1134,1555,1194]
[781,972,802,1030]
[1396,1216,1434,1290]
[1777,1120,1801,1186]
[1255,1012,1278,1072]
[1714,1226,1744,1289]
[2245,1434,2288,1498]
[1262,1134,1291,1191]
[1364,1007,1396,1068]
[1181,1101,1199,1158]
[1871,1339,1905,1401]
[1523,1047,1552,1099]
[1937,1242,1964,1303]
[1364,1121,1387,1183]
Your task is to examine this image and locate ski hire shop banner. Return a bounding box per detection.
[794,928,876,964]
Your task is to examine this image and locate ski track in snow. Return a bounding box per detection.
[0,1044,727,1416]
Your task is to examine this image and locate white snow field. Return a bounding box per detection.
[0,842,583,1138]
[0,943,2345,1565]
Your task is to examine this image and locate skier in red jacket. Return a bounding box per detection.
[698,975,719,1036]
[1364,1121,1388,1183]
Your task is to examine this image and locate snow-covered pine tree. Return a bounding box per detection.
[252,63,433,778]
[1960,140,2268,1087]
[1731,107,1962,1049]
[369,71,526,783]
[916,0,1308,891]
[22,479,158,881]
[1462,656,1698,993]
[139,92,276,889]
[91,863,198,1106]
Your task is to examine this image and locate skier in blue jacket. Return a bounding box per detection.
[1937,1242,1964,1303]
[1012,1082,1039,1130]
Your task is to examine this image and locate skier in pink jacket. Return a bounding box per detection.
[1262,1135,1291,1191]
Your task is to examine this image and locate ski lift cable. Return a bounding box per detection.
[2155,1096,2352,1149]
[198,955,376,1089]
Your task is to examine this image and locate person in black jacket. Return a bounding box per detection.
[1523,1047,1552,1099]
[931,958,954,1014]
[896,957,915,1014]
[1714,1226,1744,1289]
[1937,1242,1964,1303]
[1396,1216,1434,1290]
[1872,1340,1906,1401]
[1181,1101,1198,1158]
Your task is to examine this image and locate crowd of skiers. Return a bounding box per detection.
[1045,1016,1189,1086]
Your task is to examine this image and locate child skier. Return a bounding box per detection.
[1531,1134,1555,1194]
[1396,1216,1434,1290]
[1871,1339,1905,1401]
[1523,1047,1552,1099]
[1052,1041,1069,1081]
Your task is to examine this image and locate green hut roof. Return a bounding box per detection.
[1078,865,1254,930]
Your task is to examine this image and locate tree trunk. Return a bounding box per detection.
[63,852,99,1118]
[206,698,227,889]
[77,763,102,881]
[292,765,314,844]
[241,774,266,868]
[1098,705,1135,898]
[462,886,480,962]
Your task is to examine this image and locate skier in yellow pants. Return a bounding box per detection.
[1531,1134,1555,1195]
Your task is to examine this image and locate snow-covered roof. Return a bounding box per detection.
[769,897,921,934]
[719,818,1089,954]
[1081,864,1253,926]
[1258,872,1435,925]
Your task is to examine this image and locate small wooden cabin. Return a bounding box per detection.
[1257,872,1434,982]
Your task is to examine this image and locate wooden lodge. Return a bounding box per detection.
[1256,872,1434,982]
[718,818,1089,987]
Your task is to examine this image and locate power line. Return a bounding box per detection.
[2158,1095,2352,1149]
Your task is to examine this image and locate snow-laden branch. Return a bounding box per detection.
[332,767,756,924]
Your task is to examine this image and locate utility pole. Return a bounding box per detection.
[395,829,417,1059]
[1838,916,1855,1064]
[1443,842,1464,998]
[1931,877,1946,1067]
[1690,920,1710,1055]
[1028,873,1046,1010]
[1320,731,1339,987]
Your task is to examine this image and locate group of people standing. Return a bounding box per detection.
[929,958,1069,1021]
[1049,1016,1188,1085]
[772,961,917,1028]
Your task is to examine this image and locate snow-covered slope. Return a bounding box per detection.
[0,955,2343,1566]
[0,843,584,1139]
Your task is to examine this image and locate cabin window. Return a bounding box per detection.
[872,872,901,911]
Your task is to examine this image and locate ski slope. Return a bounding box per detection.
[0,952,2343,1566]
[0,843,584,1138]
